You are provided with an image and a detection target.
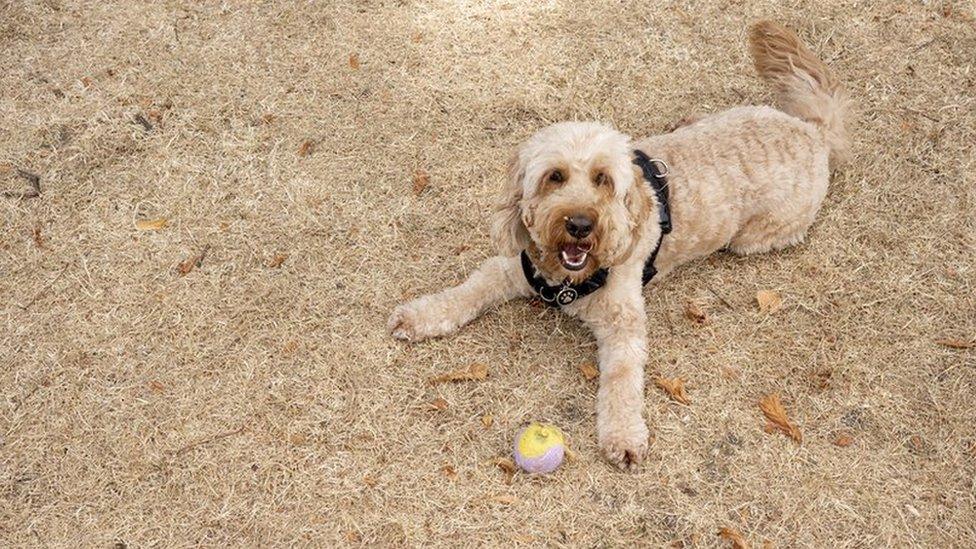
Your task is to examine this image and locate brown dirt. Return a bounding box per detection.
[2,1,974,547]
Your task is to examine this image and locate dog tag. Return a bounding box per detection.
[556,287,578,306]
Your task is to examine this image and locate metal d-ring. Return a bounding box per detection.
[648,158,669,178]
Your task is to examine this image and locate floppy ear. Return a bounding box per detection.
[624,165,651,233]
[489,151,530,255]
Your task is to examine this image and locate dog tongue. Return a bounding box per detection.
[563,243,587,258]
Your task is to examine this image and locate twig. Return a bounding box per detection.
[706,284,735,311]
[133,113,153,132]
[171,426,246,457]
[18,262,70,311]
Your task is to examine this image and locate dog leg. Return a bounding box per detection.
[584,292,650,471]
[388,255,530,342]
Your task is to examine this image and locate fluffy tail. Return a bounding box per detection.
[748,21,850,166]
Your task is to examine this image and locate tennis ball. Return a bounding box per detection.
[513,423,565,474]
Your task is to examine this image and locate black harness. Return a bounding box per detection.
[520,150,672,307]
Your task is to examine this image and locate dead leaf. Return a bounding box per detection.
[429,397,449,411]
[441,465,457,478]
[136,218,168,231]
[147,109,162,123]
[655,377,691,405]
[756,290,783,313]
[429,363,488,384]
[176,245,209,276]
[718,527,749,549]
[32,225,44,248]
[759,393,802,443]
[684,301,708,324]
[579,362,599,381]
[348,53,360,69]
[489,494,516,505]
[481,414,493,428]
[267,253,288,268]
[282,340,299,354]
[363,474,378,487]
[935,338,974,349]
[345,531,362,543]
[289,433,307,445]
[147,380,165,393]
[298,140,314,157]
[833,433,854,447]
[493,457,517,475]
[412,169,430,195]
[511,534,535,543]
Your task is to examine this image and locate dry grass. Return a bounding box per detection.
[2,1,975,546]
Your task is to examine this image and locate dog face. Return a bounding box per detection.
[491,122,650,282]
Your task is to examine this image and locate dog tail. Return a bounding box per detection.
[748,21,850,166]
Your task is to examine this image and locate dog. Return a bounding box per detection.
[388,21,849,470]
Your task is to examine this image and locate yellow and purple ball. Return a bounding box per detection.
[513,423,565,474]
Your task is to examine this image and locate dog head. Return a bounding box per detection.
[490,122,651,282]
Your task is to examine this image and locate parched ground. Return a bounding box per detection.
[2,0,974,547]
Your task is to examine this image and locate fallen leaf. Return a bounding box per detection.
[756,290,783,313]
[147,109,163,123]
[909,434,925,453]
[655,377,691,405]
[412,169,430,195]
[32,225,44,248]
[759,393,802,443]
[511,534,535,543]
[267,253,288,268]
[833,433,854,447]
[493,457,517,475]
[429,363,488,383]
[298,140,314,157]
[345,531,362,543]
[718,527,749,549]
[363,474,378,487]
[136,218,168,231]
[429,397,449,411]
[935,338,974,349]
[481,414,493,428]
[147,380,165,393]
[177,245,209,276]
[289,433,307,445]
[282,340,299,354]
[684,301,708,324]
[441,464,457,478]
[579,362,599,381]
[348,53,360,69]
[489,494,516,505]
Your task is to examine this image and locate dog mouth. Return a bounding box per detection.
[559,242,593,271]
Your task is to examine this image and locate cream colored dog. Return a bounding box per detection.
[388,22,850,470]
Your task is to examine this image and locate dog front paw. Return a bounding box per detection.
[599,419,649,472]
[387,297,456,342]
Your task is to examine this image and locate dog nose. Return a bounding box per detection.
[565,215,593,239]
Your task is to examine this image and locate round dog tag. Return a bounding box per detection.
[556,287,578,306]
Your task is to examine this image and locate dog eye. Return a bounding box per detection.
[594,172,610,186]
[548,170,565,183]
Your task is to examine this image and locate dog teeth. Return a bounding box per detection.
[561,250,587,267]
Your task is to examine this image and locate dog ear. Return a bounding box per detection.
[489,151,530,255]
[625,165,652,232]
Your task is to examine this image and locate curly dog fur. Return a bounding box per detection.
[388,21,850,470]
